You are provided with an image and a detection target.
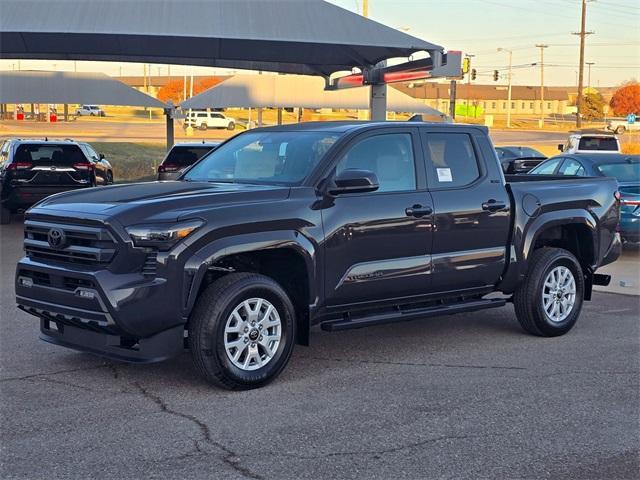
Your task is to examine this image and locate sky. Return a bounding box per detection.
[0,0,638,87]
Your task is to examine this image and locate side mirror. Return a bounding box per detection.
[99,153,105,160]
[329,169,379,195]
[557,144,564,152]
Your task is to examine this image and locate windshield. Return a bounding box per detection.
[498,147,544,159]
[597,162,640,183]
[184,131,339,185]
[14,144,85,166]
[164,146,215,167]
[578,137,618,151]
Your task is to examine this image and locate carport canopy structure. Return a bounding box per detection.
[180,74,447,119]
[0,70,166,108]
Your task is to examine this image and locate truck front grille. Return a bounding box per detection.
[24,219,117,267]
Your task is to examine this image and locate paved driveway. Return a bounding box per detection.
[1,221,638,479]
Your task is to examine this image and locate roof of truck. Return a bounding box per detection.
[250,121,487,134]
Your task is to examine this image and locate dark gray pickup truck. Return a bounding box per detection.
[15,122,621,389]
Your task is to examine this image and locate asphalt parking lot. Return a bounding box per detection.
[1,220,639,480]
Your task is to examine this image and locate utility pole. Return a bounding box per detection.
[498,48,513,128]
[535,44,548,128]
[464,53,474,120]
[573,0,594,129]
[586,62,595,89]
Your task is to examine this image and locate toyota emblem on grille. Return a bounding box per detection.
[47,228,66,248]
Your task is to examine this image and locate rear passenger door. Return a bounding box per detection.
[421,129,510,293]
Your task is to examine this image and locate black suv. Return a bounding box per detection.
[0,139,102,224]
[157,142,220,180]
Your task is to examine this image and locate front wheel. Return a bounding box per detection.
[227,122,235,131]
[615,126,626,135]
[514,247,584,337]
[199,123,208,131]
[106,171,114,185]
[189,273,295,390]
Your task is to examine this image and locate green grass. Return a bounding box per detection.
[92,142,166,182]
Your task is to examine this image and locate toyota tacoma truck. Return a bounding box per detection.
[15,122,621,390]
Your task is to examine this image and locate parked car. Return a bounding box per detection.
[530,153,640,243]
[184,110,236,130]
[606,118,639,135]
[78,142,114,185]
[0,139,100,224]
[15,122,620,389]
[558,131,621,154]
[75,105,105,117]
[157,142,220,180]
[495,146,547,174]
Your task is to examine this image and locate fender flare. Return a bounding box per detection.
[182,230,317,317]
[499,209,598,293]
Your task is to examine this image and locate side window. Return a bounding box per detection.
[531,158,561,175]
[558,159,585,176]
[423,133,480,188]
[85,145,99,160]
[335,133,416,193]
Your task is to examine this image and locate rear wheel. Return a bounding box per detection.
[189,273,295,390]
[0,205,11,225]
[514,247,584,337]
[615,126,626,134]
[199,123,208,131]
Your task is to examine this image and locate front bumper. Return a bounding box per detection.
[16,253,187,363]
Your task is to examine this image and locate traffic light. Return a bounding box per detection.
[462,57,470,75]
[493,70,499,81]
[471,69,477,81]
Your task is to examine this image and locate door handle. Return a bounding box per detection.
[482,199,507,212]
[405,204,433,217]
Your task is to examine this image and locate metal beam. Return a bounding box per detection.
[369,84,387,121]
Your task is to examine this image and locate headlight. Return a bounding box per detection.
[126,219,204,250]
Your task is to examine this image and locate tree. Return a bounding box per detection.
[157,79,185,104]
[582,92,605,121]
[157,77,226,104]
[610,82,640,116]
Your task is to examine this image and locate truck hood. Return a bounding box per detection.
[30,181,291,226]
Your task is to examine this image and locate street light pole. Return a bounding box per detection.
[586,62,595,89]
[498,48,513,128]
[535,44,548,128]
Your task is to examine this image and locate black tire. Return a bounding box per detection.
[199,123,208,131]
[227,122,235,131]
[106,171,114,185]
[514,247,584,337]
[615,126,626,135]
[0,205,11,225]
[189,272,296,390]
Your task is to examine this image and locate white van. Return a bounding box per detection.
[184,110,236,130]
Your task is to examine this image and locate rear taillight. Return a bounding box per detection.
[158,163,178,173]
[73,162,95,171]
[6,162,33,170]
[621,198,640,206]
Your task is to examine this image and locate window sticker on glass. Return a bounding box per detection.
[436,167,453,182]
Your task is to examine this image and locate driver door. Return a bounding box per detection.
[321,128,434,307]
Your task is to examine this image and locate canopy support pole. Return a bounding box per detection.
[165,108,174,152]
[369,84,387,121]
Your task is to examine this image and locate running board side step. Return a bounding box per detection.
[320,298,506,332]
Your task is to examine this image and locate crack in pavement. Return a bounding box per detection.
[132,382,264,480]
[308,356,528,371]
[0,363,111,383]
[255,433,499,460]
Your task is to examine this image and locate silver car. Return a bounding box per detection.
[157,142,220,180]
